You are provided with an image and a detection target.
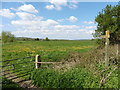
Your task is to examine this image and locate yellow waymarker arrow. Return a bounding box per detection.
[100,30,110,39]
[106,30,110,38]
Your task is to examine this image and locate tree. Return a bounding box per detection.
[35,38,39,41]
[1,31,15,43]
[45,37,50,41]
[94,3,120,45]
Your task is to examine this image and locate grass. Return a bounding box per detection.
[2,40,96,88]
[2,40,95,61]
[31,45,118,88]
[31,66,99,88]
[2,40,118,88]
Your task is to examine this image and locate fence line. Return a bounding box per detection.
[34,62,62,64]
[2,60,33,68]
[35,55,61,69]
[1,55,61,81]
[1,56,35,81]
[1,56,35,62]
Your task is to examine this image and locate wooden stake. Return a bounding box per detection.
[101,30,110,68]
[105,38,109,67]
[105,30,110,67]
[35,55,41,69]
[116,44,119,60]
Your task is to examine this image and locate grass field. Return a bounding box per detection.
[2,40,95,62]
[2,40,118,88]
[2,40,96,80]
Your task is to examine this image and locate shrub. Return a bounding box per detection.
[31,67,99,88]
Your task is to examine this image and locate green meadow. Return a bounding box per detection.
[2,40,118,88]
[2,40,95,62]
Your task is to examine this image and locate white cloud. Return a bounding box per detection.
[71,0,78,4]
[85,30,95,34]
[67,0,78,9]
[0,24,4,28]
[67,16,78,22]
[11,20,32,26]
[18,4,38,13]
[54,25,80,30]
[50,0,67,6]
[34,16,44,21]
[11,18,95,39]
[85,26,96,29]
[12,27,95,39]
[57,19,64,22]
[11,13,96,39]
[16,12,36,20]
[10,8,17,11]
[83,21,94,24]
[45,5,55,10]
[11,19,58,29]
[0,9,16,18]
[46,19,58,25]
[45,0,78,10]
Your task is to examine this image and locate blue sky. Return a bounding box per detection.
[0,1,118,39]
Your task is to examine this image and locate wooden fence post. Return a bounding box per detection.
[35,55,41,69]
[116,44,119,60]
[105,38,109,67]
[105,30,110,68]
[101,30,110,68]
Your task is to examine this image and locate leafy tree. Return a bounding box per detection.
[35,38,39,41]
[94,3,120,45]
[1,31,15,43]
[45,37,50,41]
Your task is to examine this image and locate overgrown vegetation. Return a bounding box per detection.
[31,67,99,88]
[31,45,118,88]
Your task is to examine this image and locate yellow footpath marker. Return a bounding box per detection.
[106,30,110,38]
[101,30,110,67]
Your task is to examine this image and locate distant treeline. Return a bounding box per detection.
[16,37,86,41]
[16,37,43,41]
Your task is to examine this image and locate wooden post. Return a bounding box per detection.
[105,30,110,67]
[35,55,41,69]
[105,37,109,67]
[101,30,110,67]
[116,44,119,60]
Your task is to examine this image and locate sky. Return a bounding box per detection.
[0,1,118,40]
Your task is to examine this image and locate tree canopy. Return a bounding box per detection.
[1,31,15,43]
[45,37,50,41]
[94,3,120,44]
